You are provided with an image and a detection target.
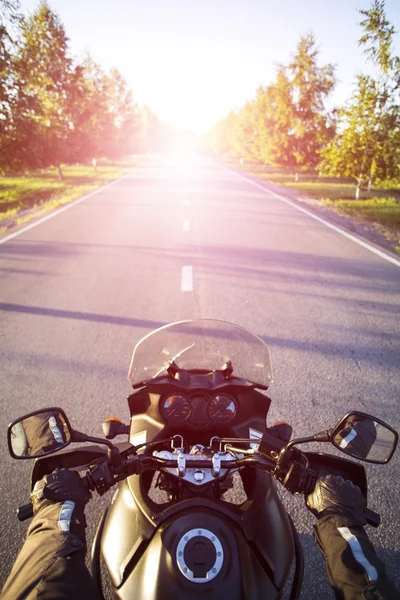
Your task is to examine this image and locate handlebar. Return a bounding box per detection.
[16,450,381,527]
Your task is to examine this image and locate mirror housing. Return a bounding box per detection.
[8,408,73,459]
[331,411,398,464]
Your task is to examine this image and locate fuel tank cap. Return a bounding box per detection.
[176,528,224,583]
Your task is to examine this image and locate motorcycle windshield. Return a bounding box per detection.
[128,319,273,389]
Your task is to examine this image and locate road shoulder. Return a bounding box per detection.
[226,164,400,260]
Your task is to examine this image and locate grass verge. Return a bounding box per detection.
[224,159,400,254]
[0,156,145,234]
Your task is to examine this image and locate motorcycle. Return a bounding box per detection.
[7,319,399,600]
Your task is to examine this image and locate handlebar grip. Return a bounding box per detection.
[17,503,34,522]
[365,508,380,528]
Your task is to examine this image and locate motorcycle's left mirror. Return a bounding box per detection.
[8,408,73,459]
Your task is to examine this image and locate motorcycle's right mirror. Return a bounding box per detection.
[331,411,398,464]
[8,408,72,459]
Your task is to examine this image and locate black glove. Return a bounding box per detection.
[306,473,367,527]
[31,468,91,514]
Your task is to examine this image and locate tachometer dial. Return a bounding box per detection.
[161,394,192,424]
[207,395,237,424]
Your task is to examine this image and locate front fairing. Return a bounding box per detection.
[127,384,272,447]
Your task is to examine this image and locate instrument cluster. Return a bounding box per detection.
[160,393,238,429]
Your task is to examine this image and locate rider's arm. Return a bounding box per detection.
[307,475,399,600]
[0,470,100,600]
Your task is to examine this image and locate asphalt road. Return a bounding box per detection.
[1,154,399,598]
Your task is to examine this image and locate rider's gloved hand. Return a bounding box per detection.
[306,473,367,527]
[30,468,91,515]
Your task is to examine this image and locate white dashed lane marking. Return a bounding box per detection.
[181,266,194,291]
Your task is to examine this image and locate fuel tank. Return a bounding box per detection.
[101,472,294,599]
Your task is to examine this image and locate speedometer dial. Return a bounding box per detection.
[161,394,192,424]
[207,394,237,424]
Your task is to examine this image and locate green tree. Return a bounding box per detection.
[207,111,240,157]
[359,0,400,82]
[320,1,400,192]
[235,101,260,160]
[10,0,76,176]
[140,106,172,152]
[67,58,141,162]
[1,1,143,173]
[251,67,297,166]
[225,33,336,170]
[0,0,21,171]
[288,33,336,170]
[67,56,114,163]
[103,67,141,158]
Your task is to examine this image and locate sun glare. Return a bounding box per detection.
[168,139,194,163]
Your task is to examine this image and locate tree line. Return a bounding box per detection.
[0,0,170,176]
[207,0,400,191]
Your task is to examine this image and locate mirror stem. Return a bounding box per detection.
[71,430,115,451]
[313,430,331,442]
[286,430,331,451]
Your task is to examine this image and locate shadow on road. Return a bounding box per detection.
[0,299,398,371]
[0,303,166,330]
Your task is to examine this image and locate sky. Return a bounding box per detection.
[19,0,400,134]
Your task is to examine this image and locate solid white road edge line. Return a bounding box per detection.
[183,219,191,232]
[0,171,135,245]
[181,266,194,292]
[224,164,400,269]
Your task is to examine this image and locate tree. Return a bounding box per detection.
[235,101,260,160]
[103,67,141,158]
[9,0,76,176]
[320,1,400,192]
[359,0,400,83]
[67,56,114,163]
[251,67,297,166]
[140,106,172,152]
[0,0,21,171]
[216,32,336,170]
[288,33,336,170]
[0,0,143,173]
[206,111,239,157]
